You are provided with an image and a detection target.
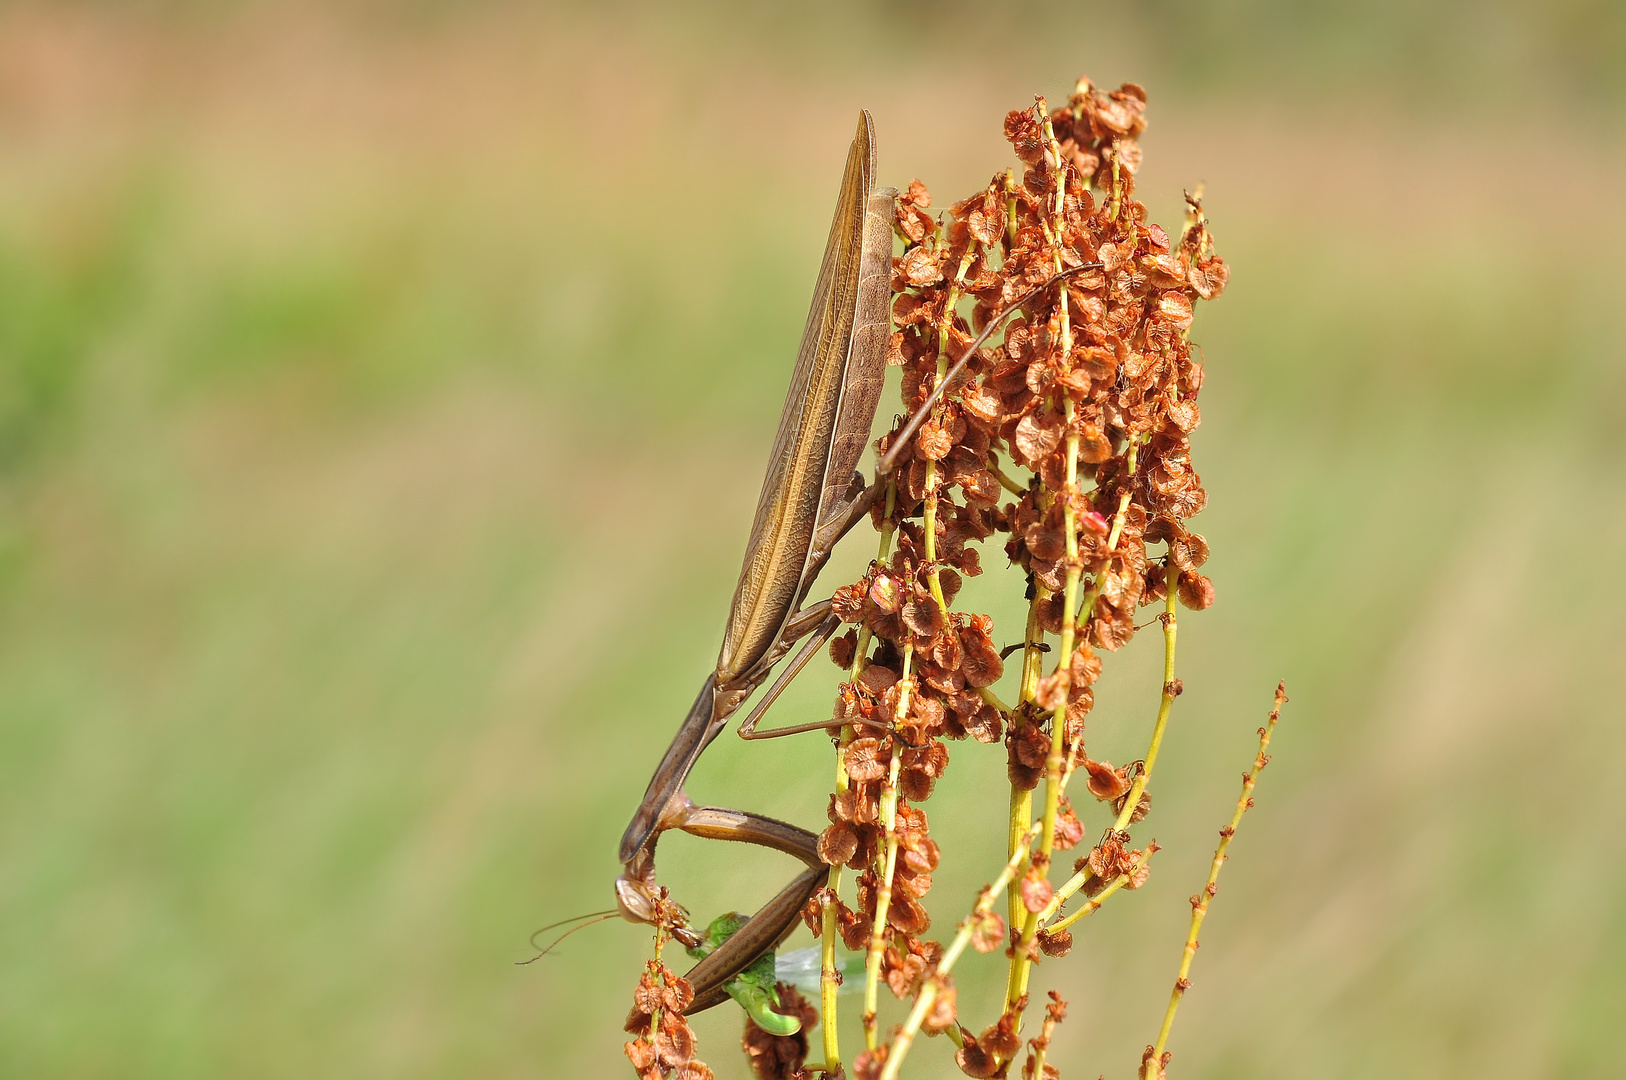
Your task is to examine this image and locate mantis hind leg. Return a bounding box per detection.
[736,612,890,741]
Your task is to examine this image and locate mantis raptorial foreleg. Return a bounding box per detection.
[684,867,826,1016]
[620,795,825,1015]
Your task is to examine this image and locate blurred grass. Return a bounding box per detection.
[0,2,1623,1078]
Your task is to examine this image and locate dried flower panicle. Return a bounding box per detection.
[818,74,1226,1049]
[817,534,989,990]
[623,958,713,1080]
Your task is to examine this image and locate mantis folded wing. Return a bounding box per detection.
[615,109,894,1017]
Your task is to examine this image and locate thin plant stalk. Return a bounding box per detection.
[1044,846,1155,934]
[879,823,1043,1080]
[1024,992,1064,1080]
[1006,102,1078,1018]
[643,924,668,1054]
[1002,99,1070,970]
[1038,555,1175,922]
[861,684,909,1049]
[1113,558,1180,829]
[821,485,899,1072]
[1006,587,1047,932]
[1147,683,1286,1072]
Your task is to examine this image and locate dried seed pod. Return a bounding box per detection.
[1178,570,1216,610]
[1037,928,1073,957]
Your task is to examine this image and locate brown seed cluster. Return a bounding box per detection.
[806,506,1010,986]
[819,75,1227,1062]
[623,959,711,1080]
[806,489,1007,992]
[953,1004,1023,1078]
[740,984,819,1080]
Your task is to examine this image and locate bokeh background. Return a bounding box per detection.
[3,2,1624,1077]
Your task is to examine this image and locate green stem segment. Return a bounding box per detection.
[1006,584,1047,932]
[1112,557,1179,832]
[861,222,980,1049]
[1003,104,1070,965]
[1004,98,1076,1021]
[861,654,911,1049]
[1045,847,1153,934]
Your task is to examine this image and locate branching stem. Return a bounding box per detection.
[1112,557,1179,833]
[879,823,1043,1080]
[1005,97,1076,1024]
[1149,683,1286,1067]
[1038,554,1174,922]
[1045,846,1154,934]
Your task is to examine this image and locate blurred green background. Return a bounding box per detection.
[2,2,1623,1077]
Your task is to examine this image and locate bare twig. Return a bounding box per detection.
[1143,682,1288,1078]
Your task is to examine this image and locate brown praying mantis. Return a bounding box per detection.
[613,109,1102,1020]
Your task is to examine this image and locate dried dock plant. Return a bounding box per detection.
[612,76,1285,1080]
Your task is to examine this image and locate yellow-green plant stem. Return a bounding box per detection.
[1025,992,1064,1080]
[1112,558,1180,831]
[998,127,1060,941]
[977,685,1011,714]
[1001,180,1067,933]
[1070,436,1140,644]
[878,823,1043,1080]
[1150,685,1285,1063]
[1001,595,1040,943]
[1006,587,1048,931]
[1005,452,1075,1009]
[990,457,1028,497]
[1005,100,1075,1019]
[641,923,670,1059]
[820,486,898,1073]
[1044,846,1154,934]
[1029,1037,1050,1080]
[862,687,909,1049]
[1036,556,1174,923]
